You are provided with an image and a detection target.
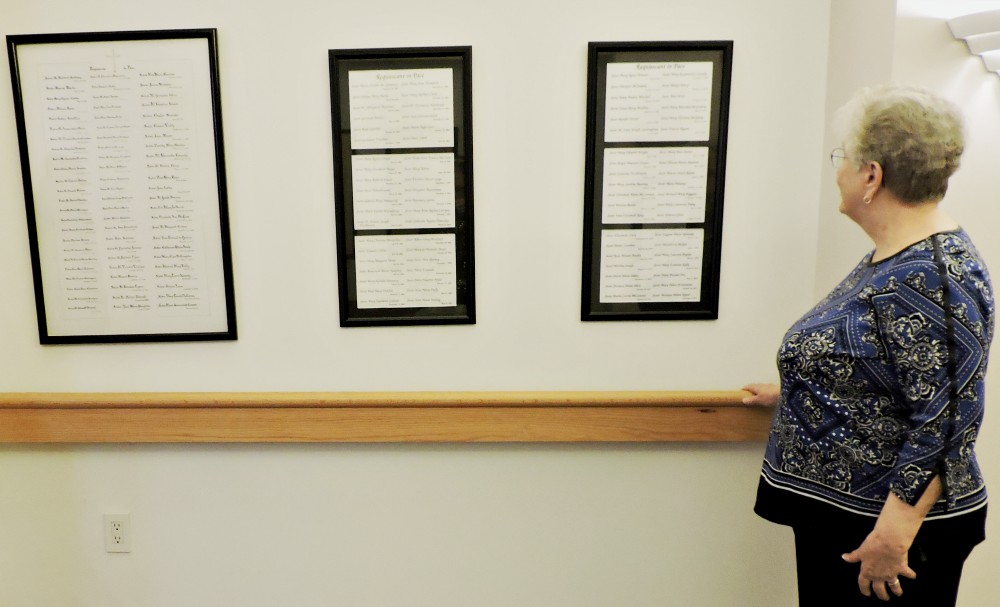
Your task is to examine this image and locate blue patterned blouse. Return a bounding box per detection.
[757,229,993,521]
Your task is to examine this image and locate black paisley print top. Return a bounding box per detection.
[759,230,993,519]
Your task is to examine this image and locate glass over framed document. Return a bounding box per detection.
[6,29,237,343]
[581,41,732,321]
[329,46,474,326]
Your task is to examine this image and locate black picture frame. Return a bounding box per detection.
[6,28,237,344]
[581,41,733,321]
[329,46,475,327]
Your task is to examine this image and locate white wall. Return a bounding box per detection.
[0,0,824,393]
[5,0,990,605]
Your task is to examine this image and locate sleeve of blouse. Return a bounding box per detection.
[872,260,962,507]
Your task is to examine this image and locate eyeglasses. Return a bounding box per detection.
[830,147,848,169]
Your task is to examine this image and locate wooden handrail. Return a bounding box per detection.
[0,390,772,443]
[0,390,748,408]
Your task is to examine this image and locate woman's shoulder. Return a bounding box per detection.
[870,229,994,320]
[941,229,992,274]
[874,229,988,278]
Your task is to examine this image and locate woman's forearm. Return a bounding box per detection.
[874,475,943,546]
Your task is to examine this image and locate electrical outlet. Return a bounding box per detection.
[104,513,131,553]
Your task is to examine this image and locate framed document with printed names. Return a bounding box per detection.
[581,41,733,321]
[6,29,237,343]
[329,46,475,327]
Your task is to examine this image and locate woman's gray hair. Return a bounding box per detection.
[836,85,965,203]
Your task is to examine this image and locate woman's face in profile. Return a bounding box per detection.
[835,149,866,220]
[835,152,861,217]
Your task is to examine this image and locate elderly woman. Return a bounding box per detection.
[744,85,993,606]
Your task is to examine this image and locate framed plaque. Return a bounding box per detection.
[581,41,733,321]
[6,29,237,343]
[329,46,475,327]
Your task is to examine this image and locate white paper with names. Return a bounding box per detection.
[604,62,713,142]
[602,147,708,223]
[352,153,455,229]
[354,234,456,308]
[599,229,703,303]
[15,37,229,337]
[348,68,454,149]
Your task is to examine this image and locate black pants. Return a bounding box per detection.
[792,515,983,607]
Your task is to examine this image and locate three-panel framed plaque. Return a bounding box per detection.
[329,46,475,327]
[6,29,237,343]
[581,41,733,321]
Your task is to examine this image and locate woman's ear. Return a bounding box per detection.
[864,160,884,202]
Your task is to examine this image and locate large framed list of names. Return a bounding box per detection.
[329,46,474,326]
[6,29,237,343]
[581,41,732,321]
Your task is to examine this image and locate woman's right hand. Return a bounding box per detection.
[741,383,780,407]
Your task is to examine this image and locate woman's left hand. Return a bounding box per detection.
[842,527,917,600]
[842,478,941,600]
